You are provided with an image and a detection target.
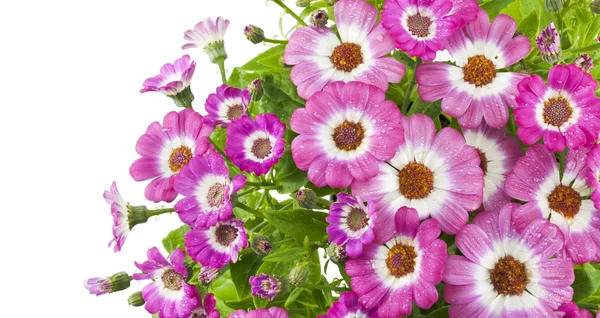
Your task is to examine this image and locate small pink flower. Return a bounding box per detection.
[140,55,195,96]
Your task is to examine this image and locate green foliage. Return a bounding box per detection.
[481,0,516,19]
[264,209,328,242]
[573,263,600,302]
[230,253,263,299]
[263,247,308,262]
[162,225,191,254]
[408,97,443,120]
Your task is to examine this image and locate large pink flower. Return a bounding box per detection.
[129,109,214,203]
[417,9,531,129]
[284,0,406,99]
[290,81,405,189]
[382,0,479,61]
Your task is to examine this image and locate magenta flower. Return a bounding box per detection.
[575,54,594,73]
[104,182,129,252]
[290,81,405,189]
[536,22,561,64]
[140,55,195,101]
[514,64,600,152]
[326,193,376,257]
[443,203,573,317]
[129,109,214,203]
[417,9,531,128]
[587,145,600,210]
[229,307,289,318]
[189,289,220,318]
[198,266,220,284]
[316,291,378,318]
[185,217,248,268]
[463,123,522,212]
[133,247,198,318]
[204,84,250,127]
[505,144,600,264]
[225,114,286,176]
[346,207,447,317]
[284,0,406,99]
[557,303,594,318]
[352,114,483,236]
[183,17,229,63]
[249,274,282,301]
[381,0,479,61]
[174,153,246,229]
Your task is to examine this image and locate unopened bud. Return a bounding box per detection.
[244,25,265,44]
[289,262,310,286]
[248,78,263,101]
[593,0,600,14]
[326,243,347,264]
[251,235,272,255]
[544,0,563,12]
[575,54,594,73]
[84,271,132,296]
[127,291,145,307]
[310,10,329,27]
[296,0,311,7]
[296,188,318,209]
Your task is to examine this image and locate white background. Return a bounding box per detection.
[0,1,305,317]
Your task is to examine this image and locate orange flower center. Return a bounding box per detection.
[332,121,365,151]
[463,55,496,87]
[543,97,572,127]
[169,146,193,173]
[477,148,488,176]
[548,184,581,219]
[490,256,528,296]
[386,243,417,278]
[399,162,434,199]
[330,43,363,72]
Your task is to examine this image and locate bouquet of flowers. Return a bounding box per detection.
[84,0,600,317]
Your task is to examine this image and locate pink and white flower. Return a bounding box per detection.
[174,153,246,229]
[140,55,195,97]
[326,193,376,258]
[284,0,406,99]
[133,247,198,318]
[586,145,600,210]
[290,81,405,189]
[462,123,522,212]
[352,114,483,236]
[317,291,378,318]
[184,217,248,268]
[204,84,250,127]
[183,17,229,63]
[104,182,129,252]
[514,64,600,152]
[443,203,573,317]
[229,307,289,318]
[346,207,447,317]
[417,9,531,129]
[189,289,220,318]
[505,144,600,264]
[225,113,286,176]
[129,109,214,203]
[382,0,479,61]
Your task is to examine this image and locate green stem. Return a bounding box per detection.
[236,202,264,218]
[237,188,255,197]
[577,303,599,310]
[146,208,174,218]
[272,237,294,246]
[402,58,421,114]
[217,60,227,84]
[301,283,348,293]
[564,43,600,54]
[263,38,288,44]
[559,148,567,179]
[249,221,267,232]
[255,190,268,210]
[209,136,232,165]
[246,181,276,187]
[271,0,307,26]
[280,202,293,210]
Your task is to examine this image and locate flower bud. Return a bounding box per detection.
[296,188,318,209]
[251,235,272,255]
[127,291,145,307]
[288,262,309,286]
[326,243,347,264]
[84,272,132,296]
[296,0,311,7]
[310,10,329,27]
[536,22,561,64]
[575,54,594,73]
[544,0,563,12]
[244,25,265,44]
[593,0,600,14]
[248,78,263,102]
[198,266,221,284]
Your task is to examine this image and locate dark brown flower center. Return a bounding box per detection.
[543,97,572,127]
[191,311,208,318]
[215,224,239,246]
[489,256,528,296]
[477,148,488,175]
[548,184,581,219]
[207,183,226,208]
[332,121,365,151]
[330,42,363,72]
[251,138,273,159]
[463,55,496,87]
[386,243,417,278]
[399,162,434,199]
[407,14,433,38]
[161,269,184,291]
[227,104,245,121]
[169,146,193,173]
[346,207,369,231]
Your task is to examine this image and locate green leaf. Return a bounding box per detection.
[264,209,328,242]
[573,263,600,302]
[386,82,405,107]
[408,97,442,120]
[419,306,449,318]
[285,287,306,307]
[481,0,516,19]
[162,225,191,254]
[263,247,307,262]
[253,71,305,125]
[224,297,255,310]
[517,10,540,43]
[230,253,263,299]
[312,289,327,312]
[253,295,269,309]
[209,270,238,316]
[275,130,307,194]
[239,45,286,73]
[392,50,416,69]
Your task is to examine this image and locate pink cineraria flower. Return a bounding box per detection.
[284,0,406,99]
[290,81,405,189]
[505,144,600,264]
[174,153,246,229]
[133,248,198,318]
[352,114,483,236]
[183,17,229,63]
[443,203,573,317]
[326,193,376,258]
[346,207,447,317]
[104,182,130,252]
[317,291,378,318]
[417,9,531,129]
[185,217,248,268]
[381,0,479,61]
[249,274,282,301]
[84,272,131,296]
[140,55,196,108]
[514,64,600,152]
[225,113,286,176]
[189,289,220,318]
[129,109,214,203]
[587,145,600,210]
[229,307,289,318]
[556,303,594,318]
[462,123,522,212]
[204,84,250,127]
